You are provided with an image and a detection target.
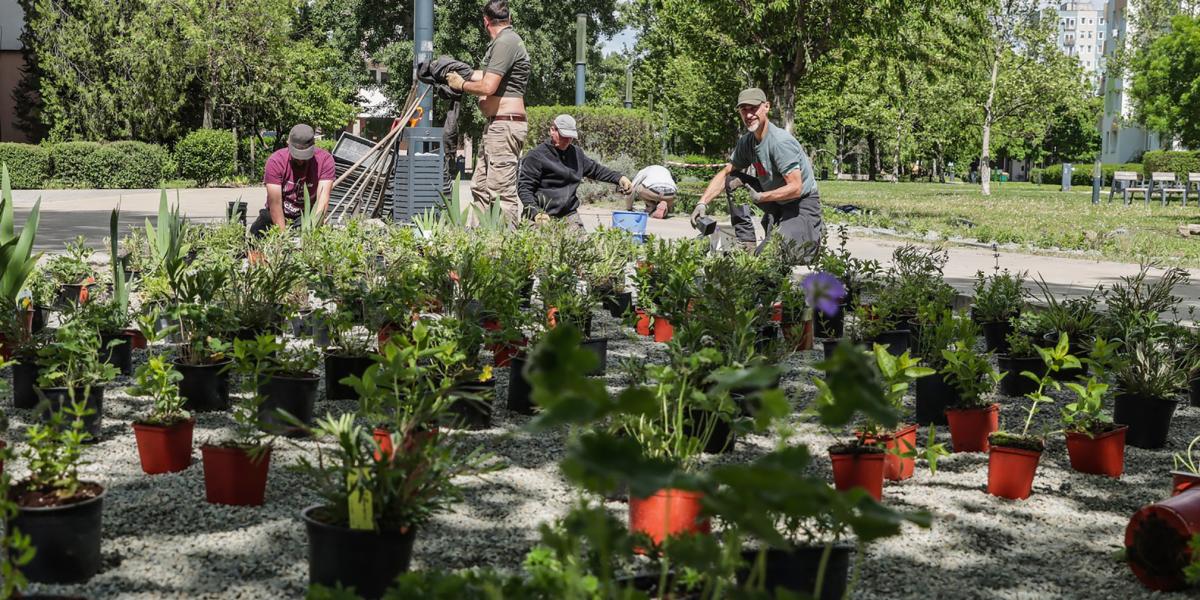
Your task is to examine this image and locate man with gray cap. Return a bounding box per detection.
[517,114,633,228]
[252,123,335,237]
[691,88,823,258]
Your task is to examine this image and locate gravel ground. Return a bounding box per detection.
[2,310,1197,599]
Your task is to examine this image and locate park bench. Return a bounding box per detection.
[1109,171,1148,205]
[1186,173,1200,207]
[1151,172,1188,207]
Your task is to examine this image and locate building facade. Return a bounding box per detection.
[1055,1,1107,86]
[1099,0,1164,163]
[0,0,28,143]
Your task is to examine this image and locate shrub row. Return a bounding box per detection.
[1142,150,1200,180]
[525,106,661,167]
[0,143,50,189]
[1035,163,1143,187]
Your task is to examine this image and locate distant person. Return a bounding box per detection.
[626,165,677,219]
[446,0,530,225]
[251,124,334,237]
[517,114,632,228]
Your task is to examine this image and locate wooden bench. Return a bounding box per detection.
[1109,171,1148,205]
[1152,172,1188,207]
[1186,173,1200,207]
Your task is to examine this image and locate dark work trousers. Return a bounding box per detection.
[725,171,824,262]
[249,209,301,238]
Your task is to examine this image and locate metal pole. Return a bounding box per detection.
[575,14,587,106]
[624,63,633,109]
[414,0,434,129]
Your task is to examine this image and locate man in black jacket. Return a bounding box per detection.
[518,114,632,228]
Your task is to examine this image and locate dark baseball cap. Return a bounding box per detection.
[287,124,316,161]
[736,88,768,108]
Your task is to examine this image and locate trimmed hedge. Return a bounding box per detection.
[50,142,103,186]
[524,106,660,166]
[176,129,237,186]
[1039,163,1142,187]
[1143,150,1200,180]
[81,141,170,188]
[0,144,50,189]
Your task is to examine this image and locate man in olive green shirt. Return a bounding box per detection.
[692,87,823,259]
[448,0,531,226]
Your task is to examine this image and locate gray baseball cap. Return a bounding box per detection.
[287,124,316,161]
[553,114,579,138]
[736,88,768,108]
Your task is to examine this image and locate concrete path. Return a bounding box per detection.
[9,186,1198,313]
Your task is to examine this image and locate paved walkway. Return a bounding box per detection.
[10,186,1199,313]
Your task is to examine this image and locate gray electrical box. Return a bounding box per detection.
[1062,163,1073,192]
[391,127,445,222]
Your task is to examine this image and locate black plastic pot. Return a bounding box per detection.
[1190,376,1200,408]
[867,329,909,356]
[506,353,535,416]
[259,373,319,437]
[325,354,373,401]
[302,505,416,600]
[40,386,104,439]
[755,324,779,354]
[686,409,736,454]
[227,200,249,226]
[822,338,843,361]
[445,379,494,430]
[905,318,923,351]
[100,331,134,376]
[30,305,50,333]
[1114,393,1178,449]
[914,372,955,426]
[981,320,1014,354]
[176,360,232,412]
[814,308,845,339]
[581,337,608,376]
[737,545,853,600]
[998,355,1043,397]
[57,283,98,308]
[603,291,633,318]
[12,487,105,584]
[12,359,41,409]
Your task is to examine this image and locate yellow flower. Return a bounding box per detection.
[478,365,494,382]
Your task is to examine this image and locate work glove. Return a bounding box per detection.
[690,202,707,228]
[617,176,633,195]
[746,187,764,203]
[446,72,466,92]
[534,212,551,225]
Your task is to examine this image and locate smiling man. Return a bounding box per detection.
[692,88,823,258]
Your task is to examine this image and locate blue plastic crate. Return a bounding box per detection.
[612,211,648,235]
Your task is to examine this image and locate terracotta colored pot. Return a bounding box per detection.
[132,419,195,475]
[781,320,814,352]
[945,404,1000,453]
[861,424,918,482]
[1065,426,1127,478]
[377,322,402,348]
[635,309,652,336]
[201,445,271,506]
[771,302,783,323]
[125,328,148,350]
[829,451,885,501]
[489,337,527,368]
[373,428,395,462]
[1170,471,1200,497]
[629,489,710,547]
[1125,489,1200,591]
[987,445,1042,500]
[653,316,674,343]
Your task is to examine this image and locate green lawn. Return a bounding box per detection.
[672,180,1200,266]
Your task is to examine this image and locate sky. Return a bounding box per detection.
[601,26,637,56]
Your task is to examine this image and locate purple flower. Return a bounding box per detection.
[802,272,847,318]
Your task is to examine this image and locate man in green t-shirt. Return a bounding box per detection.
[691,88,823,259]
[447,0,531,226]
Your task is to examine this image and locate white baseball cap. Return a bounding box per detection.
[553,114,579,138]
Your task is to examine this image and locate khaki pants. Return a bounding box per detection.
[626,185,675,215]
[470,119,528,226]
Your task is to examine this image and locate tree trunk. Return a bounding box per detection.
[893,119,902,183]
[867,134,878,181]
[980,43,1002,196]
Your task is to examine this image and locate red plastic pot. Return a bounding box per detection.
[829,451,885,501]
[635,309,652,336]
[781,320,814,352]
[945,404,1000,453]
[489,337,527,368]
[629,489,710,547]
[1171,471,1200,497]
[201,444,271,506]
[377,323,401,348]
[132,418,195,475]
[125,328,148,350]
[861,424,918,482]
[987,445,1042,500]
[1125,489,1200,591]
[771,302,783,322]
[653,316,674,343]
[1065,426,1127,478]
[373,428,395,462]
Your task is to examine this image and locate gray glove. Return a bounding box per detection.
[690,202,707,227]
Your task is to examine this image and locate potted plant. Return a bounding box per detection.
[587,226,636,318]
[11,399,104,583]
[1061,377,1126,478]
[128,318,194,474]
[9,329,49,409]
[0,406,36,597]
[83,207,138,375]
[1112,340,1187,449]
[1171,434,1200,496]
[814,225,880,318]
[777,277,812,351]
[986,334,1077,500]
[997,313,1046,397]
[854,345,935,482]
[254,336,320,437]
[292,410,493,599]
[0,167,41,358]
[1033,278,1099,379]
[201,335,275,506]
[912,309,974,426]
[320,307,376,401]
[220,231,303,339]
[34,317,119,439]
[44,236,100,307]
[633,238,705,343]
[1124,490,1200,592]
[541,263,606,373]
[172,302,235,412]
[940,339,1003,453]
[971,268,1025,353]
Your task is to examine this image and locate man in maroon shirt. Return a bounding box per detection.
[251,124,336,237]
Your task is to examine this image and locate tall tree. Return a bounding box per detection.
[1130,13,1200,148]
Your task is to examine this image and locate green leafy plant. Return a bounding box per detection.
[990,334,1079,451]
[1174,434,1200,475]
[1113,340,1187,401]
[1033,277,1099,343]
[130,355,189,427]
[0,164,42,320]
[915,309,977,370]
[971,268,1025,323]
[1061,377,1113,436]
[20,399,94,500]
[35,318,118,391]
[227,334,282,448]
[940,341,1003,409]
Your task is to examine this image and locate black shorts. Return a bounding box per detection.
[248,209,300,238]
